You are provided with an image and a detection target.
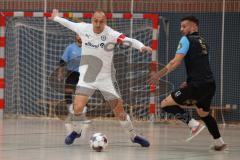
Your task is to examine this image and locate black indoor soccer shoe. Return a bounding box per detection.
[65,131,81,145]
[131,135,150,147]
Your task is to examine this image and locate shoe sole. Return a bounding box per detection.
[210,144,228,151]
[186,125,206,142]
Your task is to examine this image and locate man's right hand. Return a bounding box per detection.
[140,46,153,53]
[147,72,161,85]
[49,9,59,20]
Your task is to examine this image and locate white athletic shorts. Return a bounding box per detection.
[76,66,121,100]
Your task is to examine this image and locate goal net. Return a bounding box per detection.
[4,15,171,120]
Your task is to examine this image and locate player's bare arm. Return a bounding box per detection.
[147,53,185,85]
[49,9,82,33]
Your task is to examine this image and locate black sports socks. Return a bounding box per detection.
[201,114,221,139]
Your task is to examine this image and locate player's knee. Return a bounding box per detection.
[196,108,209,117]
[160,99,168,108]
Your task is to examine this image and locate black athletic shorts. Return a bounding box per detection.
[171,81,216,112]
[65,71,80,88]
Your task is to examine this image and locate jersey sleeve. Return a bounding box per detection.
[108,27,145,51]
[108,27,123,43]
[54,16,87,35]
[176,36,190,55]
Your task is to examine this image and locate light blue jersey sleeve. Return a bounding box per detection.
[176,36,190,55]
[61,44,73,62]
[61,43,82,72]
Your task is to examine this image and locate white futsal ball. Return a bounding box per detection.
[90,133,108,152]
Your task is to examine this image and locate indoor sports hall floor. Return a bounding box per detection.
[0,118,239,160]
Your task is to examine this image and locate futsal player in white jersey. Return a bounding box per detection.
[50,9,152,147]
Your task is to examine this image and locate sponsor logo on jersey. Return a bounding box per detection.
[100,43,105,48]
[177,43,182,50]
[101,35,106,41]
[199,38,208,55]
[85,42,105,49]
[85,34,91,39]
[85,42,99,48]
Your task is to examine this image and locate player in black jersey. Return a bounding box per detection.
[148,15,227,151]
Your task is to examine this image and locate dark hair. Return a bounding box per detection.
[181,15,199,26]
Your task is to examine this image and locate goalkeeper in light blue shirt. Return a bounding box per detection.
[61,35,82,73]
[59,34,82,105]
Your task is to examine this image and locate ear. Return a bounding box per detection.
[192,25,198,31]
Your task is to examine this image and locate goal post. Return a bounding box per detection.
[1,11,160,120]
[0,14,5,119]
